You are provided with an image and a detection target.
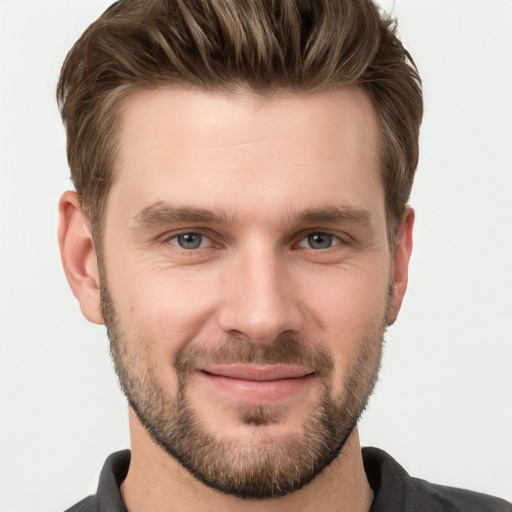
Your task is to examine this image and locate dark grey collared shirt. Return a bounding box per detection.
[64,448,512,511]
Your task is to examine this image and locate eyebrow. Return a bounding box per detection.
[133,201,238,228]
[133,201,372,229]
[293,206,372,226]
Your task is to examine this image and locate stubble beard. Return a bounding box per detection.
[101,282,385,499]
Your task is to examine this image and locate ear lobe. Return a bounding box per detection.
[58,191,103,325]
[387,207,415,326]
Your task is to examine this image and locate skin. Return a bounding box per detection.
[59,86,414,512]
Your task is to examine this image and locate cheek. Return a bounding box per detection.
[109,263,221,357]
[302,263,390,330]
[298,264,389,381]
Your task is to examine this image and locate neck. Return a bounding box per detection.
[121,410,374,512]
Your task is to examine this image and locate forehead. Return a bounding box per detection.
[109,86,383,227]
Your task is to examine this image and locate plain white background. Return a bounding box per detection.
[1,1,511,510]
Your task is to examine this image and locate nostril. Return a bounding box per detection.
[216,263,304,343]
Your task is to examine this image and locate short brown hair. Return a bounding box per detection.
[57,0,422,245]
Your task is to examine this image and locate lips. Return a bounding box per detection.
[202,364,313,380]
[198,364,315,402]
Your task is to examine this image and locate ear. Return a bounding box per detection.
[58,191,103,325]
[387,207,414,325]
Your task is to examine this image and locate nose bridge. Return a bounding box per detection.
[218,240,303,343]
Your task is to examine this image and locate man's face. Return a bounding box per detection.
[99,86,397,498]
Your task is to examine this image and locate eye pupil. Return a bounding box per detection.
[308,233,332,249]
[177,233,202,249]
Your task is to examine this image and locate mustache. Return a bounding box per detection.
[174,335,334,378]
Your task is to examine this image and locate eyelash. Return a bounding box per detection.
[164,231,347,251]
[296,232,344,250]
[168,232,213,250]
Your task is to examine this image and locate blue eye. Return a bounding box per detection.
[172,233,209,250]
[298,233,341,249]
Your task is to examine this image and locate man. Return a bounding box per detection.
[55,0,511,511]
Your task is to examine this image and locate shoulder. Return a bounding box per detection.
[363,447,512,512]
[63,495,98,512]
[411,478,512,512]
[62,450,130,512]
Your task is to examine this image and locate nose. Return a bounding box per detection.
[217,246,304,344]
